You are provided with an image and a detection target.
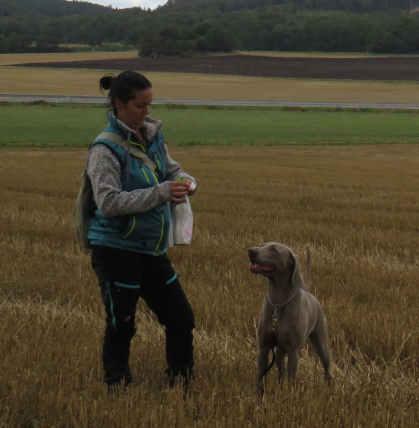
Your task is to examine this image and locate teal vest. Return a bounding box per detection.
[87,126,171,256]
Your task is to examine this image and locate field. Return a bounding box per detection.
[0,51,137,66]
[0,50,409,67]
[2,51,419,104]
[2,104,419,147]
[1,50,418,426]
[21,54,419,81]
[0,142,418,427]
[236,50,419,58]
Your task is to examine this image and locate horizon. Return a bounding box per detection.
[77,0,168,10]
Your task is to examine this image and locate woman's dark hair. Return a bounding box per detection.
[99,70,152,112]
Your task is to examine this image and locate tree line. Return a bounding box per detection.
[1,0,419,54]
[169,0,412,13]
[0,0,111,17]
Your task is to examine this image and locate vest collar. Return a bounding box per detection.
[108,112,162,144]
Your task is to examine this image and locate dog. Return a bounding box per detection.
[248,242,332,396]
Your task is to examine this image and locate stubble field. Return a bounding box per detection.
[0,145,418,427]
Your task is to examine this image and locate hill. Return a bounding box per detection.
[0,0,111,17]
[0,0,411,18]
[167,0,411,12]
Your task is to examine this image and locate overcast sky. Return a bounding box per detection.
[83,1,168,10]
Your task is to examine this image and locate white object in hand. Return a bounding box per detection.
[168,195,193,246]
[188,180,197,193]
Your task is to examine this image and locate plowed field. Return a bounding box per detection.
[19,54,419,81]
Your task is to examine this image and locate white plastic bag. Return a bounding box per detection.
[168,196,194,246]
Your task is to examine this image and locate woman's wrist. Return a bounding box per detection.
[157,181,172,203]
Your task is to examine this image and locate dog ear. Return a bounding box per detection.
[290,250,304,289]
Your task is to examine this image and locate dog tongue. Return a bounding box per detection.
[250,263,273,273]
[250,263,258,273]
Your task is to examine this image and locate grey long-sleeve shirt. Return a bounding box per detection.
[87,144,196,218]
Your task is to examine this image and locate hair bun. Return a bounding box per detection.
[99,75,113,91]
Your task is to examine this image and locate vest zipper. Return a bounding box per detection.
[141,169,151,185]
[142,165,159,185]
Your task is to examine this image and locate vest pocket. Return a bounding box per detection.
[121,210,164,242]
[122,216,137,239]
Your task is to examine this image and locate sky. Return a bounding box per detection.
[82,1,168,10]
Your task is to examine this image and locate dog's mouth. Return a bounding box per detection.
[250,263,275,274]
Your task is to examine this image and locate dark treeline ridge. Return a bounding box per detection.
[1,0,419,54]
[170,0,411,12]
[0,0,112,17]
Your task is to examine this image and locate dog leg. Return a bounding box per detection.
[310,316,332,383]
[287,350,299,381]
[256,346,270,397]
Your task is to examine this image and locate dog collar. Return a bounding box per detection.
[266,288,299,327]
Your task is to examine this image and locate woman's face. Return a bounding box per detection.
[115,87,153,130]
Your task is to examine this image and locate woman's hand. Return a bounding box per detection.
[178,177,197,195]
[169,181,190,204]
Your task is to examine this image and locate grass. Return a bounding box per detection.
[0,51,137,66]
[1,103,419,148]
[0,145,418,427]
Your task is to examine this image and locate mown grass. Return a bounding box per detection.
[2,103,419,148]
[0,146,418,427]
[0,51,137,66]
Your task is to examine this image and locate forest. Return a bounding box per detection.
[1,0,418,54]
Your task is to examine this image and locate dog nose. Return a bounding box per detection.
[248,248,257,258]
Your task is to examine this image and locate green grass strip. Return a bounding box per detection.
[1,103,419,147]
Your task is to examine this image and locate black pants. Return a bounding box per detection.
[91,246,195,386]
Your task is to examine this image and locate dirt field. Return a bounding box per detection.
[237,50,419,58]
[0,146,417,427]
[19,54,419,81]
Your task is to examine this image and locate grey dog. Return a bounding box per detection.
[248,242,332,396]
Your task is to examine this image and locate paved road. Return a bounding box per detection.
[1,93,419,110]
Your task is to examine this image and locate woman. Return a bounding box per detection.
[86,70,196,390]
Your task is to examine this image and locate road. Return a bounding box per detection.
[1,93,419,110]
